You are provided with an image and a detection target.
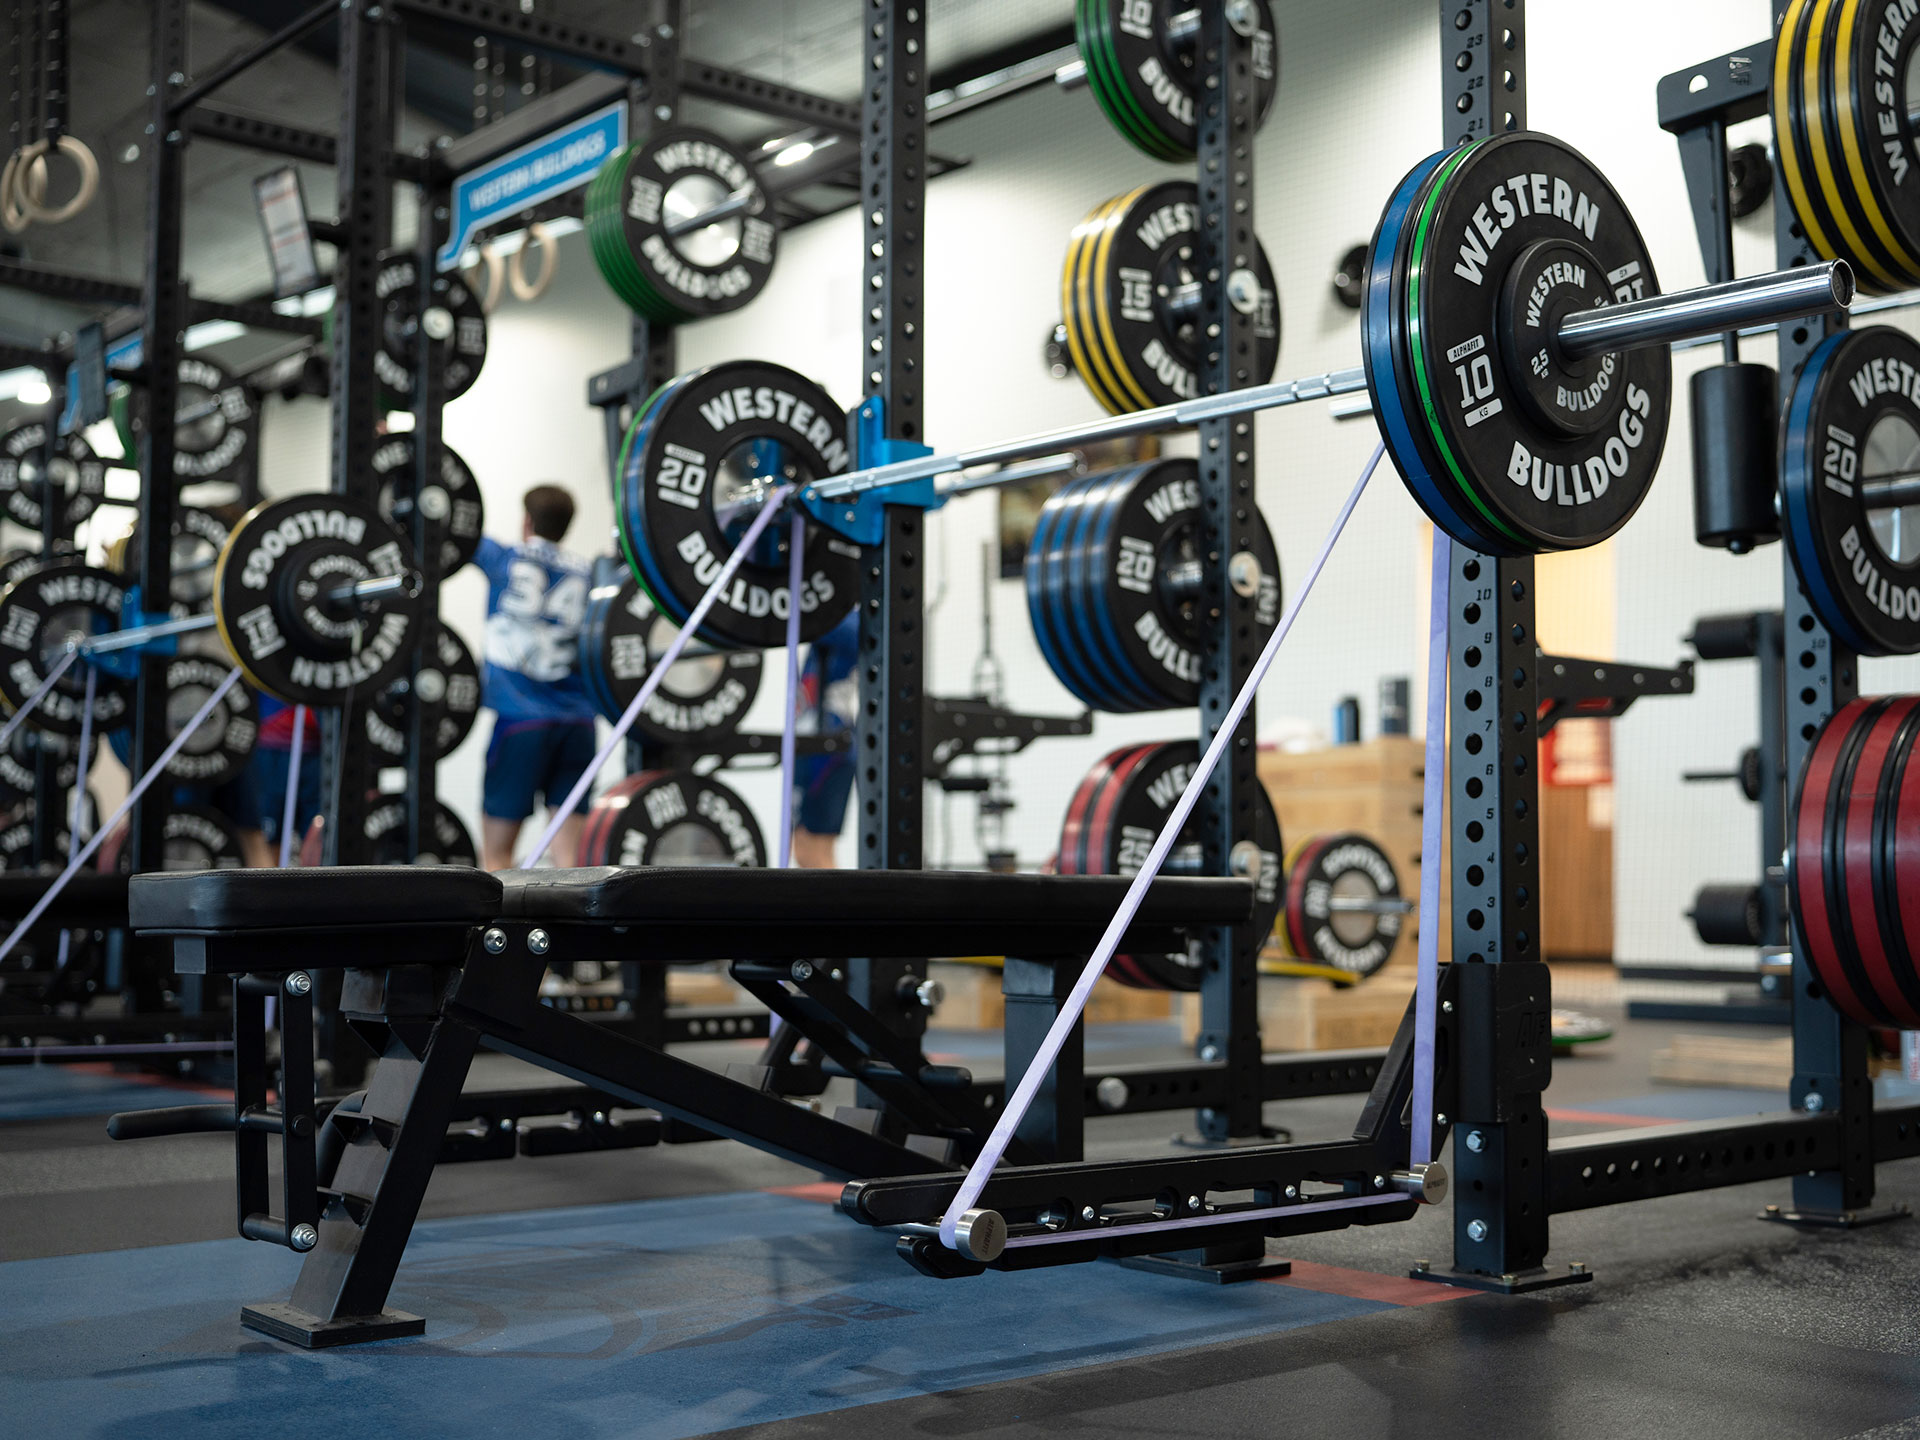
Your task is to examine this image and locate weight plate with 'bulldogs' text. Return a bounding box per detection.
[0,423,106,529]
[363,623,481,763]
[0,562,131,735]
[116,357,258,490]
[105,504,232,622]
[1073,0,1279,160]
[577,768,766,869]
[367,251,488,404]
[1400,133,1671,552]
[105,655,257,788]
[371,434,486,577]
[1058,740,1281,990]
[578,576,763,744]
[586,128,778,324]
[1274,831,1403,981]
[213,494,421,707]
[97,804,246,873]
[615,361,860,649]
[1782,326,1920,655]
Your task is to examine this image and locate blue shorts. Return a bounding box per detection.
[794,751,854,836]
[253,745,323,847]
[484,719,597,823]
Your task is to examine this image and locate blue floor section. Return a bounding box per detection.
[0,1065,215,1121]
[0,1191,1387,1440]
[1558,1087,1784,1121]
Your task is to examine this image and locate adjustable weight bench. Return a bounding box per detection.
[117,862,1252,1346]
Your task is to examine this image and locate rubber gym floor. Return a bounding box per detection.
[5,1010,1919,1440]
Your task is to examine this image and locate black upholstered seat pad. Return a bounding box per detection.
[130,865,504,934]
[504,867,1251,928]
[0,872,130,924]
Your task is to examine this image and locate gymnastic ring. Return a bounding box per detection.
[461,243,505,312]
[16,136,98,225]
[0,148,47,233]
[508,221,558,302]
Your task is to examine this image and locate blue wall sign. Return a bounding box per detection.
[436,100,628,271]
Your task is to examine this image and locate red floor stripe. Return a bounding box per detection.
[1264,1258,1470,1306]
[766,1181,844,1204]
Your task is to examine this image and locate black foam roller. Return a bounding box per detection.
[1690,883,1763,947]
[1690,612,1761,661]
[1690,363,1779,553]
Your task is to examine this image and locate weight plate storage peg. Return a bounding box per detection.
[1026,459,1281,712]
[1063,182,1281,414]
[585,128,778,324]
[213,494,421,707]
[369,252,488,404]
[1058,741,1282,990]
[1790,696,1920,1028]
[118,357,258,489]
[578,577,763,745]
[0,562,131,734]
[1782,326,1920,655]
[371,434,486,577]
[1397,134,1671,552]
[615,361,860,648]
[1073,0,1279,160]
[576,769,765,868]
[363,623,481,763]
[105,655,257,788]
[96,804,246,873]
[1277,832,1403,980]
[0,423,106,529]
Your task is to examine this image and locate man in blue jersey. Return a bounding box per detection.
[471,485,596,870]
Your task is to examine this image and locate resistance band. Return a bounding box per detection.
[0,645,77,752]
[524,485,797,866]
[54,664,96,969]
[1411,531,1450,1166]
[777,511,804,870]
[278,704,307,867]
[0,666,243,964]
[939,443,1387,1249]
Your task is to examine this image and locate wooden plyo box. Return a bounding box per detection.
[926,960,1173,1030]
[1181,969,1417,1052]
[1258,737,1439,970]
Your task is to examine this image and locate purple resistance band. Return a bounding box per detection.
[0,647,78,752]
[278,705,307,867]
[0,666,244,965]
[777,511,804,870]
[54,665,97,969]
[1411,531,1451,1166]
[523,484,798,867]
[939,443,1387,1249]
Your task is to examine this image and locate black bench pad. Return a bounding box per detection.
[499,866,1252,959]
[0,872,130,925]
[129,866,504,934]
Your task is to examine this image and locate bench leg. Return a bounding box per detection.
[1003,956,1085,1163]
[242,1001,482,1348]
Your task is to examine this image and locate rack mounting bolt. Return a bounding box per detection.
[1467,1219,1489,1242]
[290,1223,319,1252]
[1442,1000,1454,1013]
[1199,1044,1222,1063]
[1188,1195,1203,1211]
[483,928,507,955]
[1435,1112,1449,1127]
[1465,1129,1485,1153]
[1804,1092,1825,1112]
[1285,1184,1298,1199]
[1082,1206,1097,1222]
[791,961,814,982]
[527,929,550,956]
[1373,1175,1387,1190]
[284,972,313,997]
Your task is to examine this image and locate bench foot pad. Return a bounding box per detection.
[241,1302,426,1348]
